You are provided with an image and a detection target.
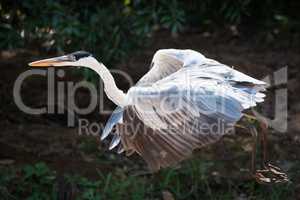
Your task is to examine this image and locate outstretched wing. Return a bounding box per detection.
[101,49,192,150]
[117,104,224,171]
[136,49,183,85]
[101,49,267,171]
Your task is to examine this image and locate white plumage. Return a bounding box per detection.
[29,49,267,171]
[100,49,267,170]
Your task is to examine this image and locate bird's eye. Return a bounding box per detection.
[71,51,92,60]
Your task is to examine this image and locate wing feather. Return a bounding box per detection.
[136,49,185,85]
[101,49,267,170]
[101,107,123,140]
[116,106,225,171]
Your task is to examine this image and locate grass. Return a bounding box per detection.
[0,159,296,200]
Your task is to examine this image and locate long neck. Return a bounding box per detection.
[83,58,127,107]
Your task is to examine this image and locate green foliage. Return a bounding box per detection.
[0,161,296,200]
[0,162,57,200]
[0,1,186,55]
[1,0,187,81]
[1,0,296,50]
[0,0,298,81]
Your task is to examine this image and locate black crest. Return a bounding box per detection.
[70,51,92,60]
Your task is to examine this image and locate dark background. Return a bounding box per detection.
[0,0,300,199]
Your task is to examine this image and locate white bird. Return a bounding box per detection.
[29,49,267,172]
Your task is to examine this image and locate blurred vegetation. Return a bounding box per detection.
[1,0,299,81]
[1,1,299,68]
[0,160,297,200]
[0,1,299,199]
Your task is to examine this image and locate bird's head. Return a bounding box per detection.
[29,51,95,68]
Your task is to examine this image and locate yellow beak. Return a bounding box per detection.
[29,55,74,67]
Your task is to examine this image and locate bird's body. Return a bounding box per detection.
[29,49,267,171]
[101,49,266,171]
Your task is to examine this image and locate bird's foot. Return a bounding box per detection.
[254,163,289,184]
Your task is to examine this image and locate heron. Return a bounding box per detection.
[29,49,288,184]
